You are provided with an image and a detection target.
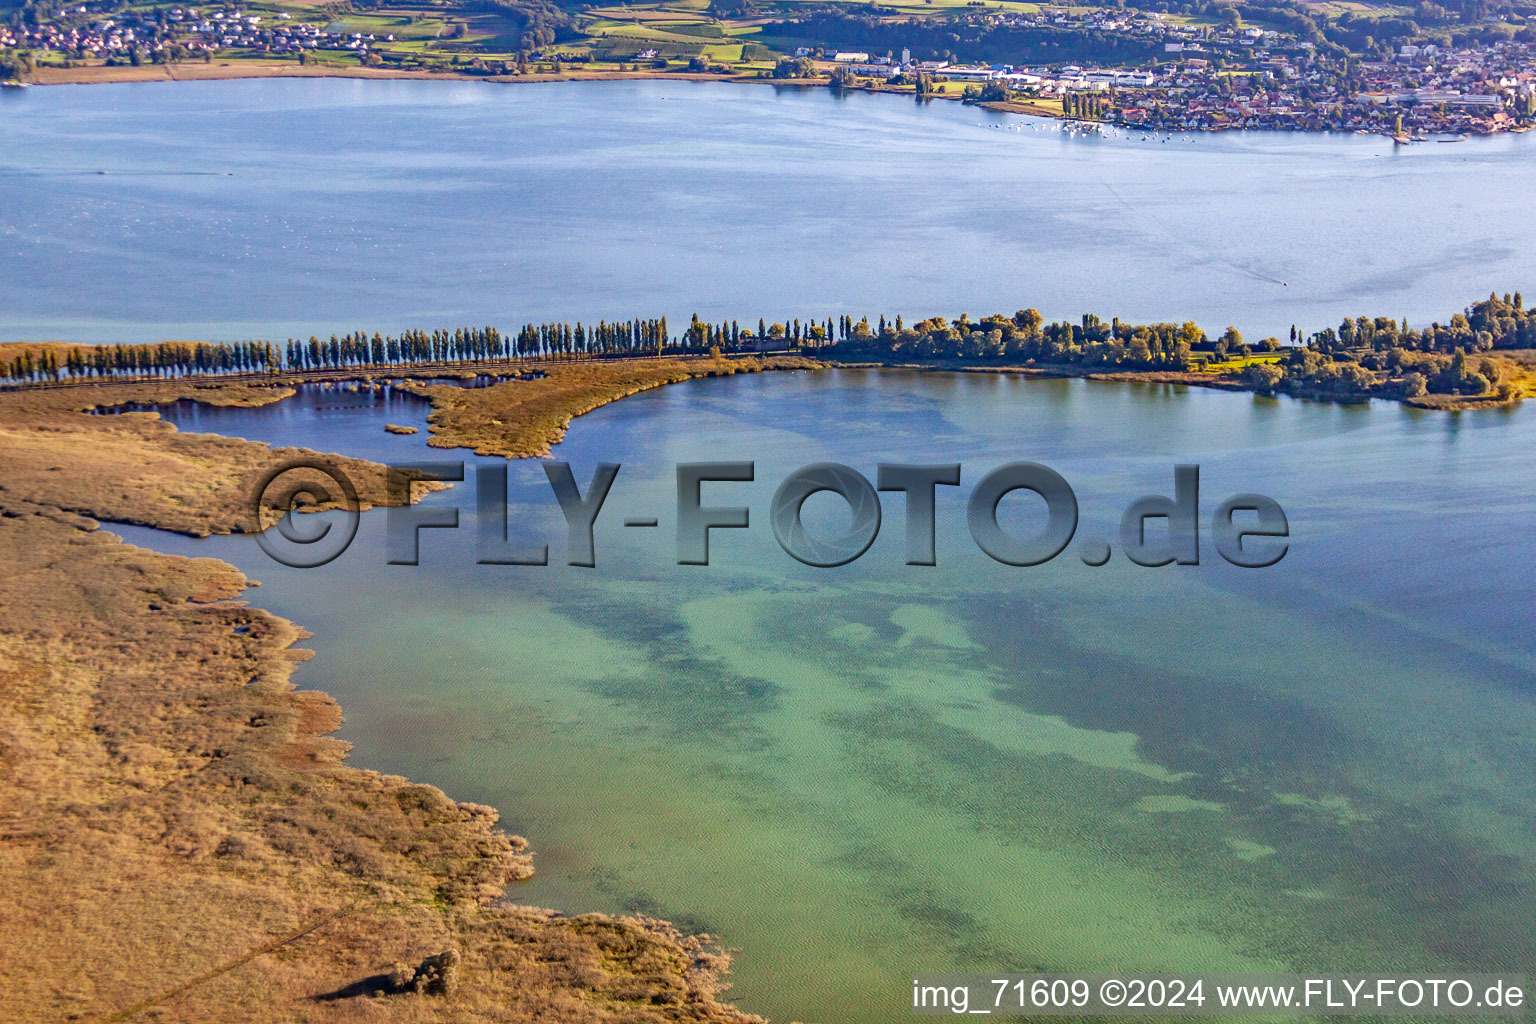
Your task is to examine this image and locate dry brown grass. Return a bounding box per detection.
[0,373,777,1023]
[0,507,762,1023]
[414,355,820,459]
[0,382,441,536]
[1491,350,1536,396]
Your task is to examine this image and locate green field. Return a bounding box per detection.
[1197,353,1286,373]
[16,0,1530,87]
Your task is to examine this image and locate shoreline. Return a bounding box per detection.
[0,369,777,1022]
[25,60,795,89]
[1,351,1523,1014]
[19,61,1532,140]
[2,348,1525,416]
[20,61,984,123]
[823,357,1529,410]
[406,354,821,459]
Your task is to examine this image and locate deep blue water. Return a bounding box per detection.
[2,77,1534,343]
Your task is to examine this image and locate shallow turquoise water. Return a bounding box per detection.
[114,371,1536,1023]
[3,78,1536,342]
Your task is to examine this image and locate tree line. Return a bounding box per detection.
[2,319,675,384]
[0,313,858,384]
[1250,291,1532,400]
[1304,291,1533,355]
[824,291,1530,402]
[826,309,1210,368]
[4,294,1528,403]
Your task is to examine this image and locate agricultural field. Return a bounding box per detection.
[9,0,1536,121]
[1194,353,1286,373]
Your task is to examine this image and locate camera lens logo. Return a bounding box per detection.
[770,462,882,567]
[249,459,360,568]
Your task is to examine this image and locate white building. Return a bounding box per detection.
[1085,70,1155,87]
[1403,89,1502,107]
[942,65,998,80]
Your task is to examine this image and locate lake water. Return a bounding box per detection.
[110,371,1536,1023]
[3,77,1536,344]
[92,380,441,464]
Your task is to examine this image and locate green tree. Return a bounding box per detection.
[1245,362,1285,393]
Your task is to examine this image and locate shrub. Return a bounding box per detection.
[1244,362,1285,393]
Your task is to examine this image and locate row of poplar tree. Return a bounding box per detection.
[0,314,878,385]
